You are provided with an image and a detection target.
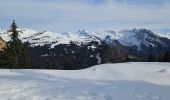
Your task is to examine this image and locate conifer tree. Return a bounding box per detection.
[0,49,8,68]
[63,58,73,70]
[148,54,156,62]
[7,20,31,68]
[7,20,20,68]
[19,44,31,68]
[163,51,170,62]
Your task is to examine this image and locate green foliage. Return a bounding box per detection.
[18,44,31,68]
[0,49,8,68]
[6,20,31,68]
[148,54,156,62]
[63,58,74,70]
[163,51,170,62]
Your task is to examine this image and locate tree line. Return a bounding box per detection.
[148,51,170,62]
[0,20,31,69]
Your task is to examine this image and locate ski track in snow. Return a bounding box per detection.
[0,62,170,100]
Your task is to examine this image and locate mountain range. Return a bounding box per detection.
[0,28,170,69]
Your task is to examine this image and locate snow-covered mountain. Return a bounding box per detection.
[0,28,102,48]
[0,28,129,69]
[113,29,170,56]
[156,32,170,40]
[92,29,170,50]
[0,28,169,50]
[92,29,170,56]
[0,28,170,68]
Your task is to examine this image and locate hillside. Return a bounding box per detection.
[0,28,169,55]
[0,28,170,69]
[0,62,170,100]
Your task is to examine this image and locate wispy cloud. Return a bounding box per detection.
[0,0,170,33]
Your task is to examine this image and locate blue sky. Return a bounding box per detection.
[0,0,170,33]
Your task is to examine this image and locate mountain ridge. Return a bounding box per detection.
[0,28,170,68]
[0,28,169,48]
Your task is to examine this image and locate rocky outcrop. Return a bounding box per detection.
[0,37,6,51]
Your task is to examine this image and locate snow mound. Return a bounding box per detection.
[0,62,170,100]
[31,62,170,85]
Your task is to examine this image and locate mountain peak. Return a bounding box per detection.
[77,30,89,36]
[0,28,169,50]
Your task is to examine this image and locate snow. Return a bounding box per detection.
[116,30,141,47]
[41,54,48,57]
[88,45,96,50]
[96,53,101,64]
[156,33,170,40]
[91,30,116,40]
[0,28,101,48]
[91,29,167,50]
[90,55,94,57]
[0,62,170,100]
[0,28,169,49]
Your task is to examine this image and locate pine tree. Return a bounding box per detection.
[163,51,170,62]
[63,58,73,70]
[7,20,20,68]
[158,54,163,62]
[18,44,31,68]
[148,54,156,62]
[0,49,8,68]
[7,20,31,68]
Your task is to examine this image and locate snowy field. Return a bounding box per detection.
[0,62,170,100]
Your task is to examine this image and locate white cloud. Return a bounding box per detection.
[0,0,170,33]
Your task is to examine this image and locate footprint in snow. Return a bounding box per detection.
[157,68,167,73]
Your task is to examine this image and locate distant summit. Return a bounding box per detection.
[0,28,170,68]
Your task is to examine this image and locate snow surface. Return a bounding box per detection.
[156,33,170,40]
[0,28,101,48]
[0,62,170,100]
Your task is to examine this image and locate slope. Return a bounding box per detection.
[0,62,170,100]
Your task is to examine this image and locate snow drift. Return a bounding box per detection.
[0,62,170,100]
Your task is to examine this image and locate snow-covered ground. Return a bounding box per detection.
[0,62,170,100]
